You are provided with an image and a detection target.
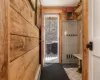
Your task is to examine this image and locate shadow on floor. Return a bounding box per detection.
[62,63,78,68]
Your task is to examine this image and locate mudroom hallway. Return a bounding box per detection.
[40,0,84,80]
[0,0,95,80]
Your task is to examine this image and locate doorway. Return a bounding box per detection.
[40,0,89,80]
[44,14,59,64]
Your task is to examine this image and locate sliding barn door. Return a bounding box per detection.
[62,20,78,64]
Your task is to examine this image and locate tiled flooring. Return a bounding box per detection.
[64,68,82,80]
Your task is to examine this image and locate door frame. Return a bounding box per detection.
[82,0,88,80]
[43,14,60,63]
[41,9,62,67]
[41,2,89,80]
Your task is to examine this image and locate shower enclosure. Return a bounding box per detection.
[62,20,78,64]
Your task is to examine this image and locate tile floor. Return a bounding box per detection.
[64,68,82,80]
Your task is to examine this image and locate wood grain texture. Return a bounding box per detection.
[10,0,35,26]
[9,46,39,80]
[0,0,40,80]
[59,13,62,63]
[10,35,39,61]
[10,7,39,38]
[75,4,82,14]
[22,54,39,80]
[82,0,88,80]
[0,0,9,80]
[10,35,25,61]
[43,8,62,14]
[36,0,41,28]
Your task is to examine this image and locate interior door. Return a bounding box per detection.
[88,0,100,80]
[44,14,59,63]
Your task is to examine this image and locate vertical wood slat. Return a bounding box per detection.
[0,0,40,80]
[0,0,9,80]
[22,54,39,80]
[82,0,88,80]
[9,0,40,80]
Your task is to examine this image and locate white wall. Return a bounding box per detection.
[62,20,78,63]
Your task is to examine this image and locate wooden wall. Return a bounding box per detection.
[82,0,88,80]
[0,0,40,80]
[0,0,9,80]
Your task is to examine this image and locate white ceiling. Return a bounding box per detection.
[41,0,80,7]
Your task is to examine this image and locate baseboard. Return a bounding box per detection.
[34,65,41,80]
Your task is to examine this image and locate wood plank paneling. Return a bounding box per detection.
[10,35,26,61]
[10,7,39,38]
[59,13,62,63]
[10,7,27,36]
[9,0,40,80]
[0,0,9,80]
[10,0,35,25]
[25,37,39,51]
[20,0,35,26]
[10,35,39,61]
[22,54,39,80]
[26,25,39,38]
[9,46,39,80]
[0,0,40,80]
[82,0,88,80]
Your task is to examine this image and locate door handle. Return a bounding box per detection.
[86,42,93,51]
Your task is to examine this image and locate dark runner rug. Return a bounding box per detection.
[40,63,70,80]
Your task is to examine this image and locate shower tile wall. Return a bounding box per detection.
[62,20,78,63]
